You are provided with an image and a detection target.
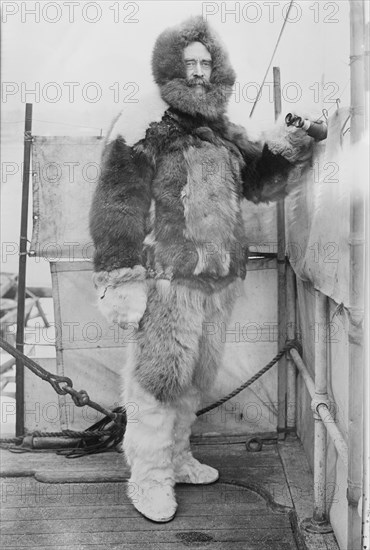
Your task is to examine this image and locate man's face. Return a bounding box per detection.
[183,42,212,89]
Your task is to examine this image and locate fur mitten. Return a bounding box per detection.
[266,125,313,165]
[93,265,147,328]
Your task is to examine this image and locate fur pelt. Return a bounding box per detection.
[89,17,315,355]
[182,143,240,278]
[90,106,312,280]
[132,278,240,402]
[152,16,235,120]
[89,137,152,272]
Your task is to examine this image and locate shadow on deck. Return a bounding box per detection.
[0,436,339,550]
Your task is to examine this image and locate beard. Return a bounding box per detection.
[159,77,232,121]
[185,77,211,100]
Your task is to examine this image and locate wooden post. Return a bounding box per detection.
[273,67,287,439]
[348,2,366,548]
[15,103,33,437]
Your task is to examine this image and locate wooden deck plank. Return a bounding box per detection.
[1,541,296,550]
[0,440,299,549]
[0,482,285,514]
[1,514,289,534]
[0,442,291,506]
[1,500,278,519]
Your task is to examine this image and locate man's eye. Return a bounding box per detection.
[185,61,196,67]
[202,61,212,68]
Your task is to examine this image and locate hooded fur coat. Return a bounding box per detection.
[89,17,312,402]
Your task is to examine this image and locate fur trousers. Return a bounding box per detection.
[122,278,241,493]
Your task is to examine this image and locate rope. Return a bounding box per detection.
[2,118,102,132]
[196,339,301,416]
[249,0,295,118]
[0,437,23,445]
[0,338,301,456]
[0,408,126,457]
[26,429,115,438]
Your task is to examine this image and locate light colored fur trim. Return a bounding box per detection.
[172,387,219,483]
[92,265,146,289]
[172,387,200,466]
[123,369,177,484]
[182,144,239,278]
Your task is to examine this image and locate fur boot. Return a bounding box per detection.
[173,387,219,484]
[123,351,177,522]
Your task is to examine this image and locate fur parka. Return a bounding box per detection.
[90,15,312,296]
[89,16,313,402]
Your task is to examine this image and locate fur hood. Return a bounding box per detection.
[151,16,236,120]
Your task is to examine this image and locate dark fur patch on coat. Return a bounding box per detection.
[89,136,152,272]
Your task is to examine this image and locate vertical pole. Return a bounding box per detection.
[348,2,365,547]
[303,291,333,534]
[363,223,370,549]
[273,67,287,439]
[312,291,329,525]
[286,263,296,429]
[15,103,33,437]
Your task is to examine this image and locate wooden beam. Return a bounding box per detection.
[273,67,287,439]
[15,103,33,437]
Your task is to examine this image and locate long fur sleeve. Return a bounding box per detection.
[89,135,153,274]
[240,142,293,203]
[225,121,313,204]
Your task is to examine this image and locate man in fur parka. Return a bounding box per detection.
[90,16,313,522]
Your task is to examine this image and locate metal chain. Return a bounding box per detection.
[0,337,118,422]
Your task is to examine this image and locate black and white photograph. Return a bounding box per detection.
[0,1,369,549]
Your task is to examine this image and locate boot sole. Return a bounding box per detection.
[175,472,220,485]
[135,508,177,523]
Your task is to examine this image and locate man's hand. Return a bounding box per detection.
[97,281,147,329]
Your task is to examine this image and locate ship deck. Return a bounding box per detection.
[0,436,339,550]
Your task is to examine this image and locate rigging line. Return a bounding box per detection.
[2,119,102,131]
[33,119,102,130]
[103,109,123,149]
[249,0,294,119]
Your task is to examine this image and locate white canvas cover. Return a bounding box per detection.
[285,108,353,307]
[30,136,104,260]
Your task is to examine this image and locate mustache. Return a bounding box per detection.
[186,77,211,89]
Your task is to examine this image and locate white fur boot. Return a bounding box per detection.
[123,372,178,522]
[173,388,219,485]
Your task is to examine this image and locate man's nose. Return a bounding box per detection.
[193,60,204,77]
